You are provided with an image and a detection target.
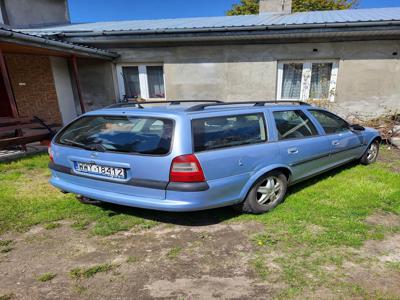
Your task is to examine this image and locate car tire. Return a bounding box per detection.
[237,171,288,214]
[360,140,380,165]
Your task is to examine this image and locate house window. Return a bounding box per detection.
[117,64,166,100]
[277,61,339,102]
[147,66,165,99]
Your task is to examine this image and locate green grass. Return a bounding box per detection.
[44,222,61,230]
[0,149,399,298]
[69,263,116,279]
[0,240,13,247]
[37,272,56,282]
[238,147,400,297]
[0,293,15,300]
[0,154,157,236]
[166,246,182,259]
[126,256,139,264]
[250,255,269,280]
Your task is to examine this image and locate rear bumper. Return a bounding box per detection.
[48,162,209,192]
[50,170,245,212]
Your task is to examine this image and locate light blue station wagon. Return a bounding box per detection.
[48,101,381,214]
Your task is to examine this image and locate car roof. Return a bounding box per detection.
[88,101,319,117]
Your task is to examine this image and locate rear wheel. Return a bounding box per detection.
[360,140,380,165]
[238,171,288,214]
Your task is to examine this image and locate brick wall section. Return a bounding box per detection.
[5,54,62,124]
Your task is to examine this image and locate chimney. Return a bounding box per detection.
[259,0,292,14]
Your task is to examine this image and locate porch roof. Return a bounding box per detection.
[0,26,118,59]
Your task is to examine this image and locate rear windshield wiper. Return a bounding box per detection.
[61,139,106,152]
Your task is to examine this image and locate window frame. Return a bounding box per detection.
[272,109,320,141]
[277,60,339,102]
[116,63,167,101]
[191,112,268,153]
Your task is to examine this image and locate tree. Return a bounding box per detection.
[227,0,259,16]
[226,0,358,16]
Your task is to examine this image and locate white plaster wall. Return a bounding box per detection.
[50,56,77,124]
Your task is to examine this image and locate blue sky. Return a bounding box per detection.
[69,0,400,23]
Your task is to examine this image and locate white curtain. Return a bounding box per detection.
[122,67,141,99]
[147,66,165,98]
[309,63,333,99]
[281,63,303,99]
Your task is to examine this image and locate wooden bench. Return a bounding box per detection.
[0,116,60,150]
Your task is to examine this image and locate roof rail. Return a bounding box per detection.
[185,101,310,112]
[107,100,223,109]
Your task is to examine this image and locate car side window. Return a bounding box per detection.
[273,110,318,140]
[309,110,349,134]
[192,113,267,152]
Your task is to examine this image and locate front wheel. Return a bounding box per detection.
[237,171,288,214]
[360,140,380,165]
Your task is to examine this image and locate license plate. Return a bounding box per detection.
[74,162,126,179]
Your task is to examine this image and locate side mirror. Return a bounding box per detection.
[349,124,365,131]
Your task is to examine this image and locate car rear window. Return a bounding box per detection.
[192,113,267,152]
[56,115,174,155]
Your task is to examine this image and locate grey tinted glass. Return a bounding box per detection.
[122,67,141,98]
[310,110,349,134]
[273,110,318,140]
[147,66,165,98]
[193,114,267,152]
[57,116,173,155]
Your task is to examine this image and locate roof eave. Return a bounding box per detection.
[63,24,400,46]
[0,28,119,59]
[54,20,400,38]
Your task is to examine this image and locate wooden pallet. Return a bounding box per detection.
[0,117,60,150]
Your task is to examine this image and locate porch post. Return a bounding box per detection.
[0,49,18,117]
[70,55,86,114]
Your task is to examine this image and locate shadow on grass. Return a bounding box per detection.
[94,161,360,227]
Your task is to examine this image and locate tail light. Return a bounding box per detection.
[48,145,54,162]
[170,154,205,183]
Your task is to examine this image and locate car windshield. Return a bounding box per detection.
[56,115,174,155]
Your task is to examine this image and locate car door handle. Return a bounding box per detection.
[288,147,299,154]
[332,140,340,146]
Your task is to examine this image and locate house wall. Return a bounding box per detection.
[5,54,62,124]
[112,39,400,117]
[50,56,78,124]
[2,0,69,27]
[76,58,117,111]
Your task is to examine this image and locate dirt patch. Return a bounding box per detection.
[0,221,269,299]
[378,147,400,173]
[365,211,400,228]
[343,261,400,298]
[145,276,262,299]
[337,232,400,298]
[360,234,400,263]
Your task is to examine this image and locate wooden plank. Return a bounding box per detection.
[0,133,51,149]
[0,117,32,126]
[0,49,19,117]
[0,123,49,133]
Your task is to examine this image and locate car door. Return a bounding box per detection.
[271,109,331,183]
[193,112,279,202]
[308,109,364,166]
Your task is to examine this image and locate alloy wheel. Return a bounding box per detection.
[256,176,284,206]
